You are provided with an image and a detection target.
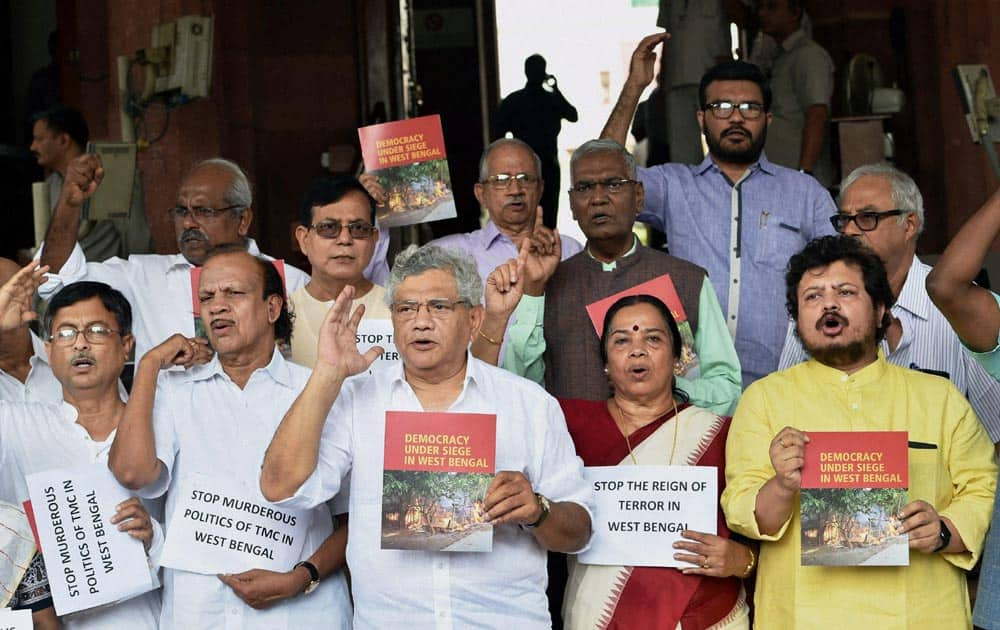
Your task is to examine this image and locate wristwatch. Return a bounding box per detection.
[526,493,551,528]
[934,520,952,553]
[294,560,320,594]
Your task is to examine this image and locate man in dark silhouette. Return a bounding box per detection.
[495,54,578,229]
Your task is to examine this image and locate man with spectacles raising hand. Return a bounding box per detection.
[602,34,836,387]
[290,176,390,368]
[778,163,1000,440]
[37,155,310,362]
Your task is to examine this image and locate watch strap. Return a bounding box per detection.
[933,519,951,553]
[294,560,320,593]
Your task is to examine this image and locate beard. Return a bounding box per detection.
[703,121,767,165]
[798,312,878,371]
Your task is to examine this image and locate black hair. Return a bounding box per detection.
[524,54,547,83]
[299,176,377,227]
[32,104,89,149]
[698,60,772,112]
[44,281,132,338]
[599,294,689,403]
[785,235,895,342]
[203,244,294,346]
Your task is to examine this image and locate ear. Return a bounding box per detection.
[294,225,310,255]
[266,294,283,324]
[57,132,72,150]
[468,303,485,342]
[765,111,773,128]
[44,340,52,363]
[121,333,136,358]
[634,180,645,217]
[238,208,254,237]
[473,182,486,207]
[696,109,705,130]
[902,212,919,241]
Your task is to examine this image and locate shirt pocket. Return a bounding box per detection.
[908,443,949,508]
[753,214,806,271]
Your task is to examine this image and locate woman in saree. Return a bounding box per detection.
[560,294,753,629]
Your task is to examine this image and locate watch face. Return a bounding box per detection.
[304,580,319,595]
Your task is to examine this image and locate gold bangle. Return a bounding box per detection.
[477,329,502,346]
[741,546,756,578]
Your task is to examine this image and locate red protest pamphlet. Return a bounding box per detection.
[358,114,457,228]
[584,274,698,376]
[799,431,909,567]
[381,411,496,552]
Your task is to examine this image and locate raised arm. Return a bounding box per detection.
[260,285,382,501]
[39,154,103,273]
[109,334,211,489]
[0,261,48,332]
[926,186,1000,352]
[601,32,670,144]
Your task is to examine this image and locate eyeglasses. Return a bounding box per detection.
[704,101,766,120]
[49,323,119,346]
[829,210,906,232]
[168,205,245,221]
[568,178,638,196]
[483,173,539,190]
[308,220,376,239]
[390,299,470,320]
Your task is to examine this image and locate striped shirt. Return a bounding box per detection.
[778,257,1000,440]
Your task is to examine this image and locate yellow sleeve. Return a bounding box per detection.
[721,380,792,541]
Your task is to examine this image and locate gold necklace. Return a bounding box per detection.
[610,396,681,465]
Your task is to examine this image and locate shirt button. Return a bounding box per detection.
[851,403,859,410]
[841,375,848,382]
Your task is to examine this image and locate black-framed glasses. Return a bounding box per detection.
[308,220,376,239]
[830,210,906,233]
[704,101,765,120]
[483,172,539,189]
[168,205,245,221]
[390,299,470,320]
[49,323,119,346]
[568,178,638,196]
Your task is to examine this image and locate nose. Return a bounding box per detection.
[179,207,201,230]
[71,331,91,351]
[628,345,647,357]
[334,224,354,244]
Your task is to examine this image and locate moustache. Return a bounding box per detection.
[180,229,210,244]
[722,126,750,138]
[69,351,96,366]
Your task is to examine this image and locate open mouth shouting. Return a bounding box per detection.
[817,312,847,337]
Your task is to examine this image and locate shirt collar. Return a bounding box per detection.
[892,257,930,321]
[586,234,638,271]
[695,153,776,178]
[780,28,807,52]
[481,221,506,249]
[167,238,263,272]
[181,346,293,388]
[803,349,889,387]
[388,351,481,401]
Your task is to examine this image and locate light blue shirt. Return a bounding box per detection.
[967,290,1000,383]
[638,153,836,386]
[779,258,1000,440]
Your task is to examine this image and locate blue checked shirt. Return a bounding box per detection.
[638,153,836,386]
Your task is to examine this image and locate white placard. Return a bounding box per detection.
[159,475,310,575]
[357,319,399,374]
[579,465,718,567]
[0,608,32,629]
[25,464,153,616]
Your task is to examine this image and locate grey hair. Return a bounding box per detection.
[385,245,483,306]
[188,158,253,210]
[477,138,543,182]
[839,163,924,235]
[570,139,637,179]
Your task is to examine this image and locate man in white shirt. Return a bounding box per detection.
[37,154,309,361]
[778,163,1000,440]
[108,246,352,629]
[0,274,160,629]
[260,244,594,628]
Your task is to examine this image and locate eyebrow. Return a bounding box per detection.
[609,326,668,335]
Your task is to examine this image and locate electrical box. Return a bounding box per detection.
[954,64,1000,144]
[150,15,213,99]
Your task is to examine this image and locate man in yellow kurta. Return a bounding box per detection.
[722,235,996,629]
